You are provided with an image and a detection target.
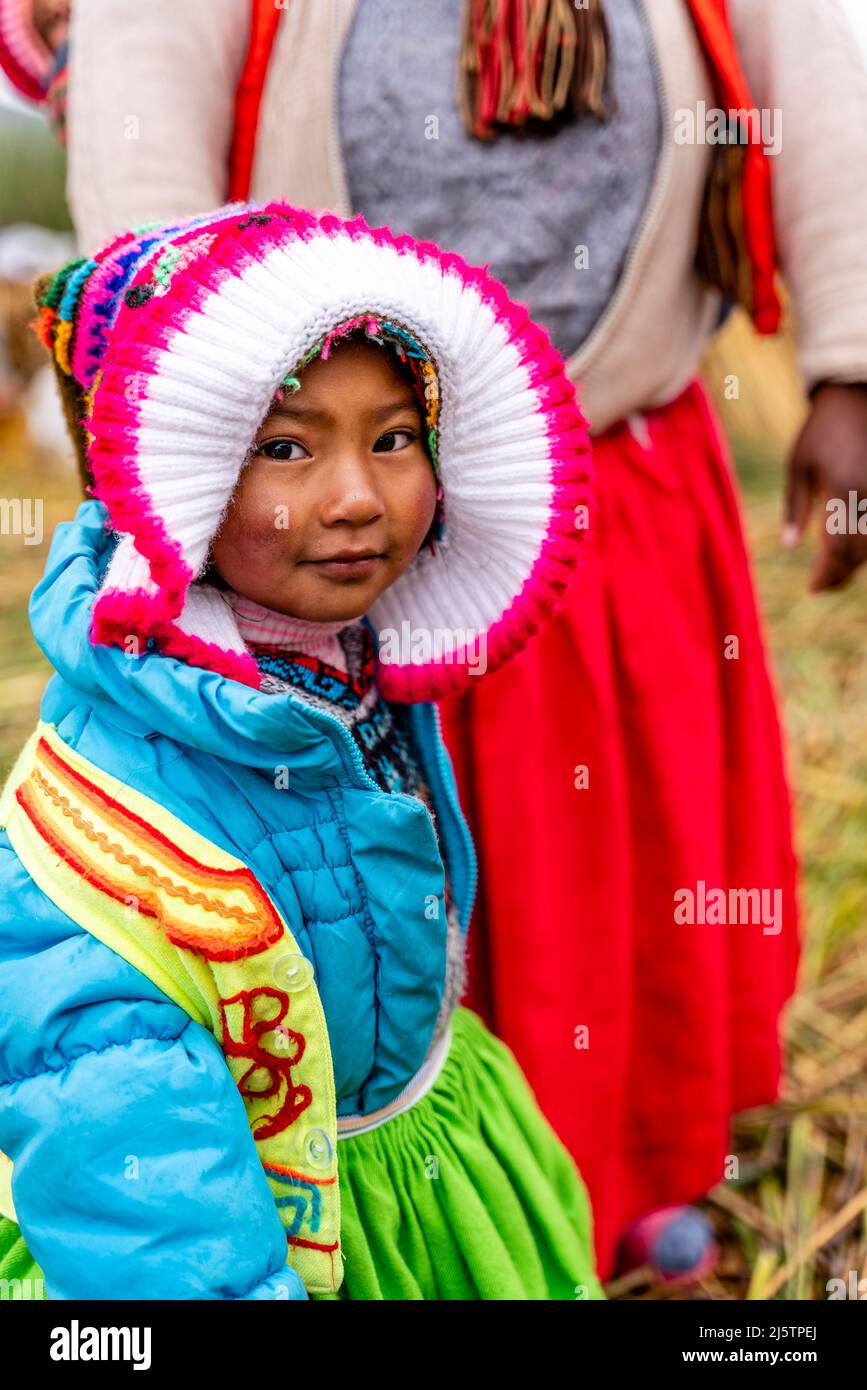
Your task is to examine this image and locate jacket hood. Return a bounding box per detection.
[30,499,350,782]
[33,199,592,704]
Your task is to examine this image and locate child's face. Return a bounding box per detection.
[210,338,438,622]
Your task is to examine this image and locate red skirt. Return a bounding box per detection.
[441,380,800,1280]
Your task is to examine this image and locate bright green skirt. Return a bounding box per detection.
[0,1222,43,1300]
[0,1006,604,1301]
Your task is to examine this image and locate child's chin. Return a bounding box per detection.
[320,603,370,623]
[301,571,396,622]
[285,589,373,624]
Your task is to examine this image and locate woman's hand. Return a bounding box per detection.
[784,383,867,592]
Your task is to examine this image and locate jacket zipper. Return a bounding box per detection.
[412,700,478,933]
[292,684,476,932]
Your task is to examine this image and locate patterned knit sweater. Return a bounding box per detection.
[224,592,467,1062]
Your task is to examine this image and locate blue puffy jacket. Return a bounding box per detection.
[0,500,477,1299]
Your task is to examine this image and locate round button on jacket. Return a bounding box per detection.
[274,952,314,993]
[305,1129,334,1169]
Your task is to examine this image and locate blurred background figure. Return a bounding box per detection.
[0,1,73,464]
[0,224,74,464]
[0,0,69,141]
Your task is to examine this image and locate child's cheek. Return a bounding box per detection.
[234,478,297,555]
[406,469,438,544]
[236,524,298,585]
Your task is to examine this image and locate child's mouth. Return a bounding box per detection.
[302,552,386,580]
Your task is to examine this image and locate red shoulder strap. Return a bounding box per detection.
[227,0,285,202]
[685,0,782,333]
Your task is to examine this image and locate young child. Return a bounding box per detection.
[0,201,601,1301]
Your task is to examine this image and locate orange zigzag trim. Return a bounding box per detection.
[16,738,284,961]
[264,1161,338,1186]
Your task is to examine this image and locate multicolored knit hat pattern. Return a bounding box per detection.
[31,200,592,702]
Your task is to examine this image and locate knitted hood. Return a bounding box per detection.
[33,200,592,701]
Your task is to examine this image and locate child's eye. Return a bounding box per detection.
[255,438,310,462]
[373,429,415,453]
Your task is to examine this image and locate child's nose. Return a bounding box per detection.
[320,453,385,525]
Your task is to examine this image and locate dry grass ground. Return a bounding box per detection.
[0,311,865,1300]
[0,416,76,767]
